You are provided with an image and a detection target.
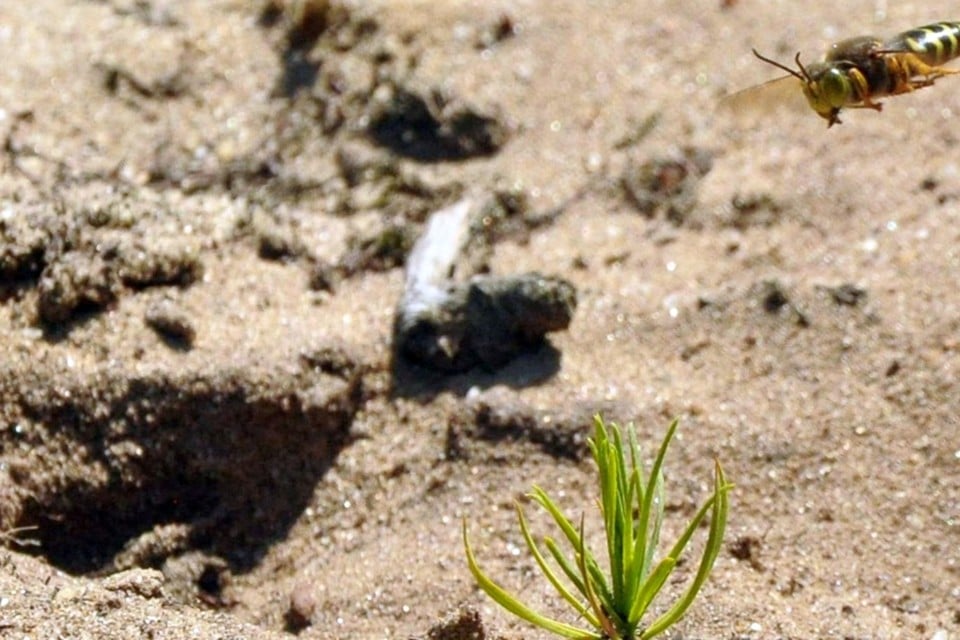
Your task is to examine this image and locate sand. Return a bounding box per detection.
[0,1,957,638]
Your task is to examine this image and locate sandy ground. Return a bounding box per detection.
[1,0,959,638]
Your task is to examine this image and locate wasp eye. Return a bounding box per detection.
[820,69,851,108]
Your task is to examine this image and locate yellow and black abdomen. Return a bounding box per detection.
[886,21,960,66]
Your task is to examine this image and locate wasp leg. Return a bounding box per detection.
[888,76,936,95]
[846,68,885,112]
[849,101,884,112]
[900,54,960,85]
[873,54,954,97]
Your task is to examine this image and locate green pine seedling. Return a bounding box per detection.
[463,415,732,639]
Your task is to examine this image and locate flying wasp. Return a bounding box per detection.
[748,21,960,127]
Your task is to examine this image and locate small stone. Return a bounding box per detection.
[145,298,196,346]
[285,581,317,632]
[308,259,339,292]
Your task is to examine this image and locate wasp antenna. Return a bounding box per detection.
[793,52,812,83]
[751,48,805,80]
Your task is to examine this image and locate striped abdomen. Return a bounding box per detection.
[886,21,960,66]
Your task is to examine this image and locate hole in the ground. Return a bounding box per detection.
[24,473,219,575]
[7,357,361,576]
[197,562,227,606]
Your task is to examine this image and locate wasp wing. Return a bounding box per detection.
[718,75,807,125]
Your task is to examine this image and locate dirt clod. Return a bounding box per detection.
[821,283,867,307]
[424,607,496,640]
[340,223,416,275]
[397,272,577,372]
[0,202,51,280]
[101,568,166,599]
[118,240,203,289]
[621,147,713,223]
[754,279,810,326]
[368,84,508,162]
[728,535,765,572]
[37,251,120,325]
[287,0,335,50]
[474,14,516,50]
[729,192,782,228]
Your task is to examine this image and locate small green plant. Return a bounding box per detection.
[463,415,732,640]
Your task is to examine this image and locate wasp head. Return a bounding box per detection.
[751,48,850,127]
